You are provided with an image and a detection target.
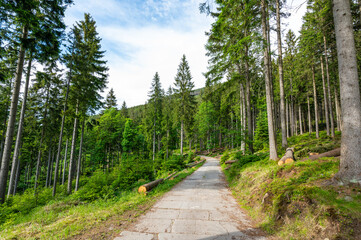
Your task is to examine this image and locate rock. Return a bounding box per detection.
[344,196,353,202]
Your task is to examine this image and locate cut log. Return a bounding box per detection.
[138,178,164,193]
[308,148,340,160]
[170,174,180,180]
[278,148,295,166]
[285,158,294,164]
[225,165,232,170]
[225,160,237,165]
[165,172,177,181]
[186,159,205,168]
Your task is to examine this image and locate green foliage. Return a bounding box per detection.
[220,150,230,164]
[254,110,269,151]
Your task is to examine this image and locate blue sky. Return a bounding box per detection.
[64,0,307,108]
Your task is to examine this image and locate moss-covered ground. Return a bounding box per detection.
[221,131,361,240]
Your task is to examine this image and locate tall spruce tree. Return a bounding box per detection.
[0,0,72,203]
[105,88,117,109]
[66,13,108,194]
[148,72,163,162]
[173,55,195,156]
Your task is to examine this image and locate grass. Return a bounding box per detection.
[221,131,361,240]
[0,162,204,240]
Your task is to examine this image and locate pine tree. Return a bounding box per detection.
[105,88,117,109]
[173,55,196,156]
[121,101,128,118]
[148,72,163,162]
[67,13,108,194]
[0,0,72,203]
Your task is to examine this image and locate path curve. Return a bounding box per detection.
[115,156,266,240]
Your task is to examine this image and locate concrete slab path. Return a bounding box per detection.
[115,156,267,240]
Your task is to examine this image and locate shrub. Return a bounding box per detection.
[220,150,230,164]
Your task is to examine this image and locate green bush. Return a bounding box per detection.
[220,150,230,164]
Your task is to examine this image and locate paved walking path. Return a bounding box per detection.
[115,157,266,240]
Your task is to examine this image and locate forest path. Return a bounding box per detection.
[114,156,266,240]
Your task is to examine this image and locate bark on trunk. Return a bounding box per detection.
[323,35,335,137]
[0,26,28,203]
[299,105,303,135]
[334,87,342,131]
[75,119,85,192]
[46,149,52,187]
[276,0,287,148]
[321,56,330,136]
[240,83,246,153]
[67,104,79,194]
[34,86,50,194]
[312,65,320,138]
[7,54,32,197]
[245,47,254,153]
[53,77,70,196]
[180,120,184,156]
[62,139,69,185]
[333,0,361,184]
[286,101,289,138]
[307,94,312,133]
[152,118,156,162]
[262,0,278,160]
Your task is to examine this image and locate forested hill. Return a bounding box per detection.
[1,0,361,239]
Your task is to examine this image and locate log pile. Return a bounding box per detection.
[278,148,295,166]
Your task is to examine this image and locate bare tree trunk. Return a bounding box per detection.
[34,86,50,194]
[307,94,312,133]
[333,0,361,184]
[53,77,70,196]
[0,26,28,203]
[240,83,246,153]
[334,87,342,131]
[323,35,335,137]
[75,119,85,192]
[152,118,156,162]
[245,47,254,153]
[180,120,184,156]
[46,149,51,187]
[289,100,294,136]
[67,104,79,194]
[62,139,68,185]
[276,0,287,148]
[262,0,278,160]
[321,56,330,136]
[312,65,320,138]
[286,101,289,138]
[299,105,303,135]
[7,54,32,197]
[293,104,297,135]
[49,148,54,187]
[13,153,21,195]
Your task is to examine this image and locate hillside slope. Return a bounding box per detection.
[221,132,361,240]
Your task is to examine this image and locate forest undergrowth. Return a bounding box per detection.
[0,156,203,240]
[221,131,361,240]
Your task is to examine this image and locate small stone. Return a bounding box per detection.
[344,196,353,202]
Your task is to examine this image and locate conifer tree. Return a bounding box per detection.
[105,88,117,109]
[148,72,163,162]
[121,101,128,118]
[0,0,72,203]
[173,55,196,156]
[66,13,108,194]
